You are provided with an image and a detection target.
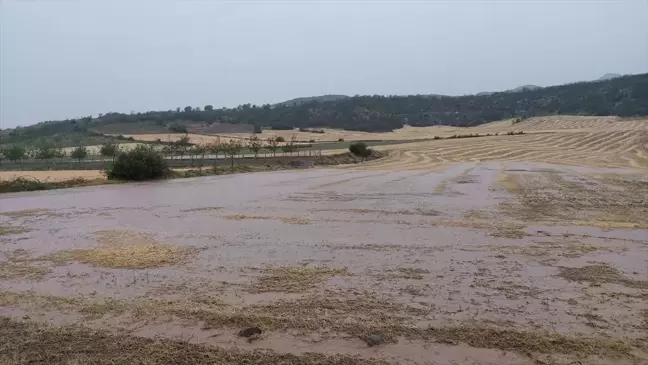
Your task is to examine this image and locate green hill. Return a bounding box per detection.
[2,73,647,147]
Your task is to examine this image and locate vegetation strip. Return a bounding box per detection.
[0,317,392,365]
[0,290,635,358]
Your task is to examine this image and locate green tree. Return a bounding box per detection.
[168,123,188,133]
[204,105,214,111]
[5,145,26,163]
[349,142,371,158]
[184,106,192,113]
[35,145,56,162]
[248,135,263,158]
[107,145,170,181]
[71,145,89,162]
[99,141,120,157]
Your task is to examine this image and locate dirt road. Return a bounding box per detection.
[1,162,646,365]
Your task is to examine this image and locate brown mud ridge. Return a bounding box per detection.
[0,162,647,365]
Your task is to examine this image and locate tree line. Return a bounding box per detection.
[0,135,305,166]
[3,73,647,143]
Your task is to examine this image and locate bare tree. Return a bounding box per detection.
[266,136,280,157]
[248,135,263,158]
[224,139,243,167]
[206,136,222,160]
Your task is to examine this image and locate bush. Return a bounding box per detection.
[275,136,286,142]
[168,123,188,133]
[106,145,170,181]
[99,141,120,157]
[349,142,371,157]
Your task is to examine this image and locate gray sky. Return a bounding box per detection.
[1,0,647,128]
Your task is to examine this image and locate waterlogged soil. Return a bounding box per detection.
[0,162,647,365]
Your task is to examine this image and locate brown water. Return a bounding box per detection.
[1,162,646,365]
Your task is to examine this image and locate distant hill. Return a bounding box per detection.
[477,84,542,96]
[276,94,349,107]
[598,73,622,81]
[508,84,542,92]
[2,73,647,146]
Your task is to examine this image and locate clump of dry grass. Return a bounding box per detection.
[310,208,439,217]
[396,267,430,280]
[0,208,56,218]
[489,223,528,239]
[428,220,492,229]
[247,266,349,293]
[222,214,310,225]
[558,264,648,289]
[487,242,603,258]
[424,325,632,358]
[180,207,222,213]
[0,262,50,281]
[432,181,447,194]
[0,226,28,236]
[43,230,194,269]
[0,317,394,365]
[498,171,523,193]
[324,243,402,251]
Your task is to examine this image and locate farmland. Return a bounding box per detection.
[0,116,647,365]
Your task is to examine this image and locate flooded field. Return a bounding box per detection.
[1,162,647,365]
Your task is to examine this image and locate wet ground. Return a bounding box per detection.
[0,162,647,365]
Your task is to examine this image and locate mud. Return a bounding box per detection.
[0,162,646,364]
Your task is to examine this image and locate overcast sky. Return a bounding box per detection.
[1,1,647,128]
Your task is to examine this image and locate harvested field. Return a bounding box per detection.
[0,170,106,182]
[0,116,647,365]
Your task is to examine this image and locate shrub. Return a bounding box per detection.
[168,123,188,133]
[338,138,344,142]
[99,141,120,157]
[70,145,88,162]
[106,145,170,181]
[349,142,371,157]
[276,136,286,142]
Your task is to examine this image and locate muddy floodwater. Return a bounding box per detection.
[1,162,647,365]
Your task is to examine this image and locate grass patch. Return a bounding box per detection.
[0,290,637,358]
[396,267,430,280]
[427,220,492,229]
[311,208,439,217]
[489,224,528,239]
[487,242,609,258]
[0,262,50,281]
[0,317,394,365]
[247,266,349,293]
[432,181,447,194]
[222,214,310,225]
[42,230,194,269]
[558,264,648,289]
[0,226,29,236]
[0,208,56,218]
[499,171,523,193]
[180,207,222,213]
[0,177,111,194]
[324,243,402,251]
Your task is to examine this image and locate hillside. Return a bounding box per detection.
[1,73,647,146]
[276,94,350,107]
[598,73,622,81]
